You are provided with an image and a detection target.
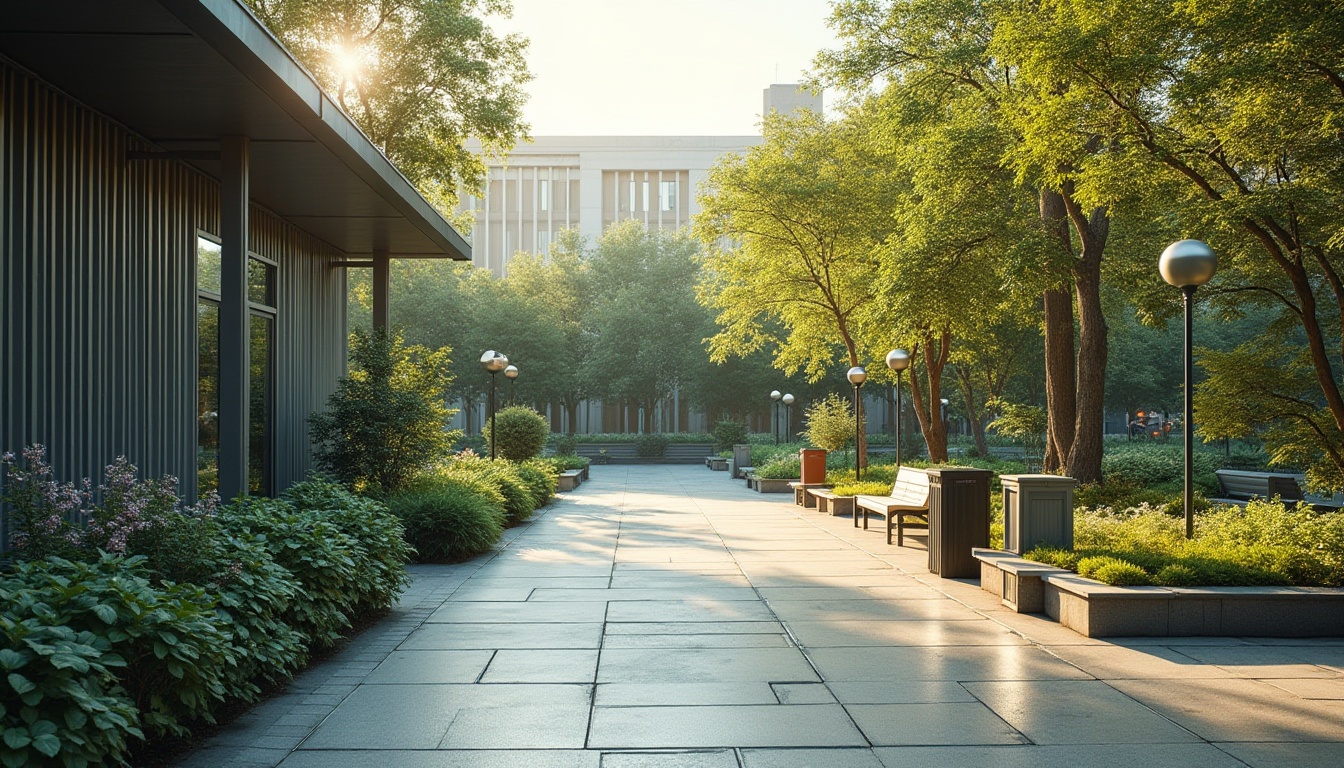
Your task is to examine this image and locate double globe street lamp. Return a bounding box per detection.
[770,390,783,445]
[480,350,509,460]
[1160,239,1218,539]
[847,366,867,481]
[885,349,910,467]
[782,393,795,443]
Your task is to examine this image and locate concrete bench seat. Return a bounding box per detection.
[806,487,853,517]
[788,481,829,506]
[557,469,584,492]
[854,467,931,546]
[1212,469,1302,506]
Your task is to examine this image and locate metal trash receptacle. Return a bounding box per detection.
[926,467,993,578]
[732,444,752,478]
[1001,474,1076,555]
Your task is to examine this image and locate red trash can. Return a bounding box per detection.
[800,449,827,484]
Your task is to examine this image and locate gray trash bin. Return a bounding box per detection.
[926,467,993,578]
[1001,474,1075,554]
[732,444,752,478]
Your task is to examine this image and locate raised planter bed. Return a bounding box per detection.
[754,478,796,494]
[974,549,1344,638]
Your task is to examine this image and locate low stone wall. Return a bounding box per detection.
[974,549,1344,638]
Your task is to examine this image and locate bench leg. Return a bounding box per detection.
[897,516,903,547]
[887,516,894,546]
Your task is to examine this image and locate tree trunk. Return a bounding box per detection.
[907,332,952,463]
[563,395,579,435]
[957,365,989,457]
[1062,195,1110,485]
[1040,188,1077,473]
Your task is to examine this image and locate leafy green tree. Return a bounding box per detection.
[483,406,549,461]
[587,222,710,431]
[309,328,458,493]
[802,393,855,453]
[696,109,897,459]
[245,0,530,213]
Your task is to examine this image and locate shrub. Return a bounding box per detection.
[554,434,578,455]
[635,433,669,458]
[309,328,459,494]
[544,454,591,473]
[388,480,505,562]
[484,406,549,461]
[518,460,560,505]
[711,420,750,452]
[442,457,538,526]
[1154,563,1201,586]
[216,498,361,650]
[755,456,801,479]
[1101,444,1220,487]
[1091,560,1153,586]
[801,394,852,452]
[2,555,234,739]
[830,481,891,496]
[283,479,412,615]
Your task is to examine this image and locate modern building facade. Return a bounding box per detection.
[0,0,469,516]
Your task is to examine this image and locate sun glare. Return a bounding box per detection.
[332,44,362,79]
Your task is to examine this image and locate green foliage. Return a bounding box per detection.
[634,434,669,458]
[215,498,361,650]
[283,479,413,615]
[484,406,549,461]
[829,481,892,497]
[388,480,505,563]
[986,400,1046,465]
[243,0,529,215]
[755,456,801,480]
[309,328,458,495]
[553,434,578,456]
[711,420,750,452]
[2,555,234,740]
[801,394,853,452]
[1101,444,1220,491]
[440,457,538,526]
[515,460,559,506]
[542,454,590,473]
[1086,558,1153,587]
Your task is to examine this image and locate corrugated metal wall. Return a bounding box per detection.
[0,60,346,515]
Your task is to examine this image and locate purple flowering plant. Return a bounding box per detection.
[1,444,216,559]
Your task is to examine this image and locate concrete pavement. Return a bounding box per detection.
[175,465,1344,768]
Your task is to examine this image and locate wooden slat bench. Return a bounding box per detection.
[855,467,931,546]
[1213,469,1303,506]
[806,487,853,517]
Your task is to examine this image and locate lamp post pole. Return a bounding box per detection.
[770,390,782,445]
[847,367,867,481]
[1160,239,1218,539]
[886,349,910,467]
[480,350,509,460]
[782,394,794,443]
[504,364,519,406]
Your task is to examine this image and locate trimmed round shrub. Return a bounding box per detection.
[1091,560,1153,586]
[712,419,750,452]
[635,433,669,458]
[484,406,550,461]
[389,480,506,562]
[1154,563,1201,586]
[554,434,578,455]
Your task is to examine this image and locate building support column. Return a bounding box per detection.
[372,249,390,331]
[219,135,250,500]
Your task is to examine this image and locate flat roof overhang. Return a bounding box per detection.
[0,0,470,259]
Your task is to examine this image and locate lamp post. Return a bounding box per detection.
[1160,239,1218,539]
[504,364,519,406]
[782,393,794,443]
[886,349,910,467]
[770,390,782,445]
[480,350,509,460]
[847,366,867,481]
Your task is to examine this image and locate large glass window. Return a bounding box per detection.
[249,314,273,495]
[197,300,220,495]
[539,179,549,211]
[660,181,678,212]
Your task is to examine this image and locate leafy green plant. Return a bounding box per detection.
[755,456,801,479]
[801,394,852,452]
[829,481,891,496]
[484,406,549,461]
[986,399,1046,465]
[543,454,590,472]
[553,434,578,456]
[711,419,750,452]
[634,434,669,458]
[216,498,361,650]
[309,327,459,494]
[283,479,412,615]
[1101,444,1220,488]
[388,480,505,562]
[441,457,538,526]
[517,460,560,505]
[1091,559,1153,586]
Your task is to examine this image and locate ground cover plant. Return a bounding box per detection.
[0,449,414,767]
[1025,501,1344,587]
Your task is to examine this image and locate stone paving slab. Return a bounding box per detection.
[173,465,1344,768]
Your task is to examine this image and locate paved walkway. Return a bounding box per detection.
[178,465,1344,768]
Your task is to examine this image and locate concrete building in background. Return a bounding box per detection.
[460,84,822,275]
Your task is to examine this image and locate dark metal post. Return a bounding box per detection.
[854,382,863,482]
[372,249,390,331]
[896,371,903,468]
[219,135,250,500]
[773,400,779,445]
[784,403,791,442]
[489,371,498,460]
[1183,285,1196,539]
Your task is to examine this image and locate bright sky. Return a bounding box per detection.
[492,0,840,136]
